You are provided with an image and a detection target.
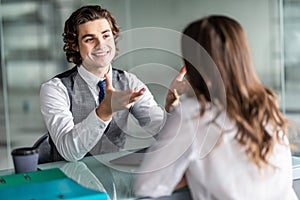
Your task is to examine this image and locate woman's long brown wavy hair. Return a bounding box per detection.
[182,15,287,168]
[63,5,120,66]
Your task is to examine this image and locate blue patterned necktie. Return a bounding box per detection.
[98,80,106,103]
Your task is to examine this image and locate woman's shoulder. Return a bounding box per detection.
[177,97,220,120]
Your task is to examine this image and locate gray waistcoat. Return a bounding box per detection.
[49,66,127,161]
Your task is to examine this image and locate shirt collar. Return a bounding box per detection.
[78,65,112,89]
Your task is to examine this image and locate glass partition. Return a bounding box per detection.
[283,0,300,155]
[0,0,70,169]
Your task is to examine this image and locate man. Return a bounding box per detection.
[40,5,166,162]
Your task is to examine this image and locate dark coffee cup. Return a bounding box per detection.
[11,147,39,173]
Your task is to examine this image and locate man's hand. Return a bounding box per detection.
[96,74,145,121]
[165,66,188,113]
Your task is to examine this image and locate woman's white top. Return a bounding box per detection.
[134,97,297,200]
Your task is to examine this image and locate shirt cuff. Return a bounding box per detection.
[92,109,111,128]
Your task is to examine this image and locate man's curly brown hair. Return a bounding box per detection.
[62,5,120,66]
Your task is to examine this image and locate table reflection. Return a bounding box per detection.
[38,153,138,200]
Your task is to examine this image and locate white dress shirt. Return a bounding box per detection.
[40,65,165,161]
[134,97,297,200]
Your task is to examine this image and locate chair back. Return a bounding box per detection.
[32,133,52,164]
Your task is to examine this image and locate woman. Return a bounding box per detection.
[134,15,297,200]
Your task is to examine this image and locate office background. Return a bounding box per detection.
[0,0,299,170]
